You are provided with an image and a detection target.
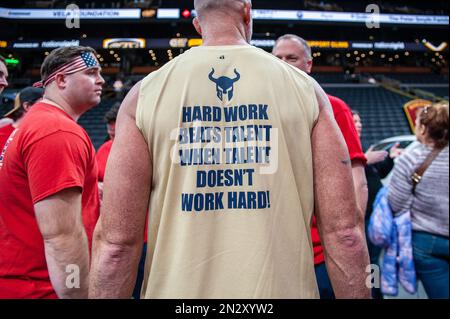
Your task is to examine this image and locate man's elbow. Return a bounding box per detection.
[42,226,86,247]
[94,227,143,260]
[331,226,365,250]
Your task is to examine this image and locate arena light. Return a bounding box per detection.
[182,9,191,19]
[5,58,19,65]
[422,41,448,52]
[103,38,146,49]
[188,39,203,47]
[170,38,188,48]
[142,9,156,18]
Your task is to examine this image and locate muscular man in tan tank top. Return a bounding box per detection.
[89,0,371,299]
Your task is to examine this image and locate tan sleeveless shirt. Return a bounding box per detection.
[136,45,320,298]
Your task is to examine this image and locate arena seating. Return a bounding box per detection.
[78,99,117,149]
[323,85,413,148]
[378,73,449,84]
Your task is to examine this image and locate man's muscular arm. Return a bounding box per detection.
[310,79,371,299]
[89,82,152,298]
[351,161,368,225]
[35,188,89,299]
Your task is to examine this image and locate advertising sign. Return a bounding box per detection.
[0,8,141,19]
[404,99,432,133]
[103,38,146,49]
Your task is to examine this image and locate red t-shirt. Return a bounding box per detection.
[0,123,15,151]
[311,95,366,265]
[96,139,113,182]
[95,139,149,243]
[0,102,100,299]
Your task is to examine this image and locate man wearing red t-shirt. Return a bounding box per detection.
[273,35,368,299]
[0,87,44,150]
[96,103,119,183]
[0,46,104,299]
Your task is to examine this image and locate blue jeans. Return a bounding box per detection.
[365,218,383,299]
[315,263,335,299]
[412,231,449,299]
[132,243,147,299]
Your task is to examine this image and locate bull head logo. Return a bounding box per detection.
[208,68,241,101]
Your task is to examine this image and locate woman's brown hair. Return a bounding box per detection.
[419,102,449,148]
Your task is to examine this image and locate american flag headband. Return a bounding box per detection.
[33,52,99,88]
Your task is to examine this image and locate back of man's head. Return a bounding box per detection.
[40,46,97,84]
[4,86,44,121]
[194,0,250,19]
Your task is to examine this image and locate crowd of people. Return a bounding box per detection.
[0,0,448,300]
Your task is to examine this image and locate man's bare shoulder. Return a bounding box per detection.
[119,81,142,120]
[308,76,333,115]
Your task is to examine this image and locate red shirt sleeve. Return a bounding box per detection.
[329,96,367,165]
[311,216,325,265]
[23,131,91,204]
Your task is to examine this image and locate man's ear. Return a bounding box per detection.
[54,73,67,89]
[243,1,252,25]
[193,17,202,36]
[306,59,313,74]
[22,102,31,112]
